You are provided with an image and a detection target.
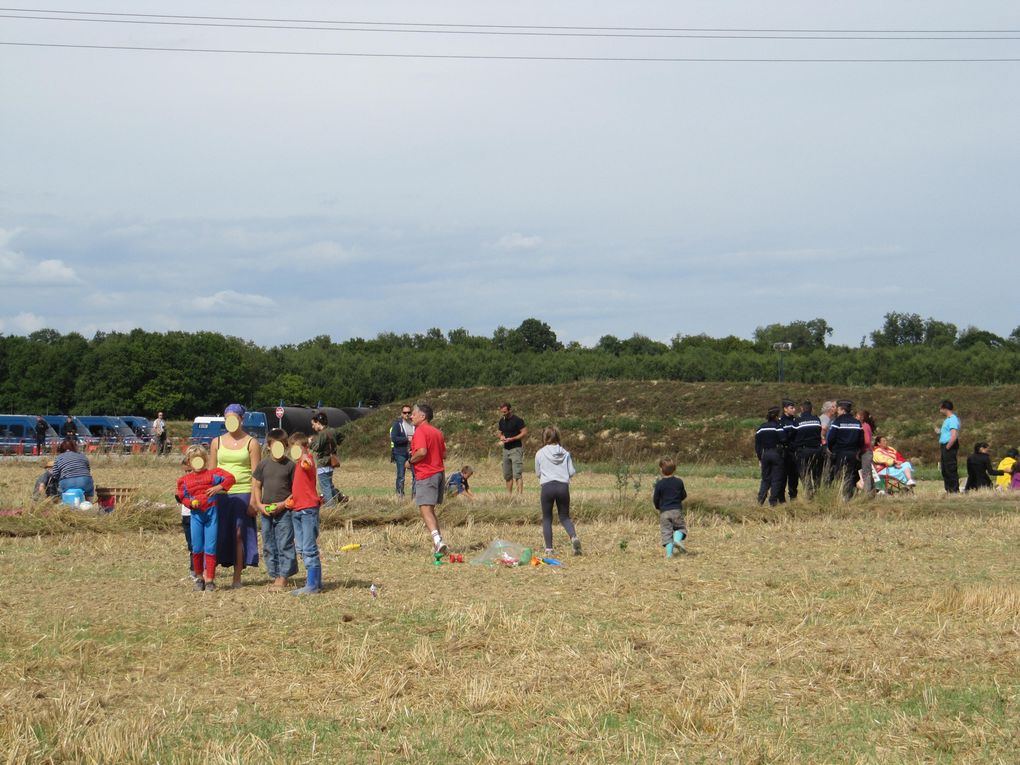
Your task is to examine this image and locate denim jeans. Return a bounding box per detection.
[59,475,95,499]
[292,506,321,570]
[261,511,297,579]
[394,452,415,496]
[317,470,336,506]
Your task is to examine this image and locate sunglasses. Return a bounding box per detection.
[402,411,412,415]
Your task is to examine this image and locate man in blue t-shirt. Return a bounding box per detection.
[937,399,961,493]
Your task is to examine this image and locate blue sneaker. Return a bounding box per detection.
[673,531,687,553]
[665,543,674,559]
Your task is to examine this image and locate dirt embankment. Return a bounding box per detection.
[338,381,1020,465]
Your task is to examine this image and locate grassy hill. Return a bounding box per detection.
[339,380,1020,468]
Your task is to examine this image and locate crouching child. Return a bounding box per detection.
[653,457,688,558]
[447,465,474,498]
[252,429,298,592]
[177,445,235,591]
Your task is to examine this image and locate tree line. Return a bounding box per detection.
[2,313,1019,418]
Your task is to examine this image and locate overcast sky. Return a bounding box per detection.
[2,1,1019,347]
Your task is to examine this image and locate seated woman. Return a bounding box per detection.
[965,442,1003,491]
[996,448,1018,489]
[872,435,916,486]
[52,438,96,499]
[1011,462,1020,490]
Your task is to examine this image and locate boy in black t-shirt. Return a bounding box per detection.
[252,429,298,591]
[652,457,688,558]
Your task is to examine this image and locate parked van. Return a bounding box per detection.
[42,415,101,450]
[0,414,60,455]
[190,412,267,446]
[119,416,154,442]
[76,416,144,451]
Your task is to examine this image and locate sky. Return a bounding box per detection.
[2,1,1019,348]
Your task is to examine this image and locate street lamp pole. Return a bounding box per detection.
[773,342,792,383]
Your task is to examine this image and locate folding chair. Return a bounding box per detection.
[874,466,911,495]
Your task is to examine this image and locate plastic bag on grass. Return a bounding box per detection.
[471,539,533,567]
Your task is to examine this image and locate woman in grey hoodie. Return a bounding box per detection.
[534,426,581,556]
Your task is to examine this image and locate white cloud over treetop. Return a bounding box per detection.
[190,290,277,315]
[0,229,80,286]
[0,312,46,334]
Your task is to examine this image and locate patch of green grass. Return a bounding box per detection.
[600,415,643,432]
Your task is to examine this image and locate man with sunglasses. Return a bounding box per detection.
[390,405,416,498]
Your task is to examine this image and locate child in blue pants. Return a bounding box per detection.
[289,432,324,595]
[177,445,235,591]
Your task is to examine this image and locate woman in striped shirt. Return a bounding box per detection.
[52,438,95,499]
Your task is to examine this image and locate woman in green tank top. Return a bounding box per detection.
[210,404,261,587]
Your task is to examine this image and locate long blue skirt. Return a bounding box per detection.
[215,492,259,568]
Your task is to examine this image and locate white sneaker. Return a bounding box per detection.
[434,541,450,554]
[906,480,916,486]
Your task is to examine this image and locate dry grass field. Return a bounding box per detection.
[1,455,1019,763]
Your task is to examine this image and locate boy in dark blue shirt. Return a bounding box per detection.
[653,457,688,558]
[446,465,475,498]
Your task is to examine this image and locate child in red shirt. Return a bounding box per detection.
[176,445,235,591]
[289,432,324,595]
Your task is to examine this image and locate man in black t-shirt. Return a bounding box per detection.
[497,402,528,497]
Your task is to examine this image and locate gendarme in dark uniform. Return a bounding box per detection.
[755,406,786,506]
[826,399,864,499]
[791,400,825,495]
[779,398,799,501]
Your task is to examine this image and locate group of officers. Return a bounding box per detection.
[754,398,863,505]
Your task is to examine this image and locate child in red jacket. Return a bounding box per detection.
[176,445,235,591]
[288,432,324,595]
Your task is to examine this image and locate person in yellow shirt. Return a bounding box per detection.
[996,448,1018,489]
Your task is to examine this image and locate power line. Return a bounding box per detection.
[3,40,1019,63]
[3,11,1020,40]
[1,7,1019,35]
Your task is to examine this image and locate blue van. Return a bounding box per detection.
[42,415,101,449]
[76,416,144,451]
[190,412,268,446]
[119,416,154,443]
[0,414,60,455]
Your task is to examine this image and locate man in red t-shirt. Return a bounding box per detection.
[408,403,449,553]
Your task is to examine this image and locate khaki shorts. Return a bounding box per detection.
[502,447,524,481]
[415,472,445,506]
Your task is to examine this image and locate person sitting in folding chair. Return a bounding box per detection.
[872,435,916,492]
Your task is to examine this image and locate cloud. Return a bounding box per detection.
[491,233,543,251]
[190,290,277,315]
[275,240,361,269]
[0,312,47,334]
[0,228,80,286]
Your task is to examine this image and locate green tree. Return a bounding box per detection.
[256,373,314,408]
[596,335,623,355]
[516,318,562,352]
[955,326,1006,350]
[871,312,926,347]
[620,334,669,355]
[753,319,832,350]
